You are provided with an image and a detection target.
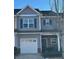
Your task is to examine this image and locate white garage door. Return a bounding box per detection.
[20,38,38,54]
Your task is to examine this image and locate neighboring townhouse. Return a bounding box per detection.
[14,5,64,57]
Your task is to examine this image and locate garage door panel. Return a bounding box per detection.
[20,38,38,54]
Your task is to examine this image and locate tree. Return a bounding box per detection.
[49,0,64,13]
[49,0,64,58]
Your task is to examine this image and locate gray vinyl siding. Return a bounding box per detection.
[41,17,58,31]
[14,33,20,48]
[14,16,17,29]
[15,16,63,32]
[17,16,40,31]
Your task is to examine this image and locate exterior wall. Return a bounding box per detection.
[17,16,40,31]
[15,16,63,32]
[54,17,64,32]
[14,16,64,52]
[41,16,59,31]
[14,16,17,29]
[14,33,20,48]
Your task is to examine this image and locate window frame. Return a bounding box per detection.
[29,18,35,28]
[22,18,35,28]
[45,36,57,48]
[43,19,52,26]
[23,18,28,28]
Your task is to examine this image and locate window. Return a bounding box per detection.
[23,18,28,28]
[20,18,37,28]
[43,19,52,26]
[45,35,57,48]
[29,18,34,28]
[45,19,50,24]
[50,38,57,47]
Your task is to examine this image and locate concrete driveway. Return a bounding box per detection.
[15,54,63,59]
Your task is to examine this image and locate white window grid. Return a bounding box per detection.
[23,18,35,28]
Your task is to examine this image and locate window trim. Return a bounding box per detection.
[46,37,57,48]
[23,18,28,28]
[29,18,35,28]
[22,18,35,28]
[44,19,52,26]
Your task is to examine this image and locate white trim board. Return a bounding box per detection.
[57,34,60,51]
[16,14,38,16]
[17,32,59,35]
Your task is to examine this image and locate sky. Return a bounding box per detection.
[14,0,64,12]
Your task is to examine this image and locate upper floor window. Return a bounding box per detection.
[43,19,52,26]
[23,18,28,28]
[20,18,37,28]
[29,18,34,28]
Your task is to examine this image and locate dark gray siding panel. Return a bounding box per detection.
[41,17,58,31]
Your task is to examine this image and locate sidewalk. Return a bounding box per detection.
[15,54,63,59]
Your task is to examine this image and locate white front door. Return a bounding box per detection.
[20,38,38,54]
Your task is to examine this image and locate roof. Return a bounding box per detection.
[14,9,64,16]
[14,9,21,15]
[39,11,57,16]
